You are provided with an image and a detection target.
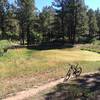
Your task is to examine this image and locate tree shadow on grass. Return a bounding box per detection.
[27,42,74,50]
[45,73,100,100]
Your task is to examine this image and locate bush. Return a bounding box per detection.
[30,31,43,45]
[0,40,11,56]
[92,40,100,45]
[0,40,11,48]
[78,35,94,43]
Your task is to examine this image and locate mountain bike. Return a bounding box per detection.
[63,63,82,82]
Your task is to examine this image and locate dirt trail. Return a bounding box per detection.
[3,71,99,100]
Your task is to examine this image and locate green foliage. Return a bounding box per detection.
[87,9,99,36]
[92,39,100,45]
[76,1,89,35]
[0,40,11,56]
[66,0,89,43]
[16,0,35,45]
[5,18,19,37]
[0,0,9,39]
[95,8,100,39]
[39,6,55,41]
[30,31,43,44]
[53,0,67,40]
[0,0,100,45]
[81,41,100,53]
[78,34,94,43]
[0,40,11,49]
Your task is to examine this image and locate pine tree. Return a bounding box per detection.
[39,6,55,42]
[0,0,9,39]
[16,0,35,45]
[53,0,69,41]
[65,0,88,43]
[76,0,89,38]
[95,8,100,39]
[87,9,99,37]
[5,5,19,40]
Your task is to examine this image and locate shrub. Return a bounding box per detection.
[30,31,43,45]
[0,40,11,56]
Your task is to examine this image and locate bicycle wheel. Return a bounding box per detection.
[63,69,71,82]
[75,67,82,77]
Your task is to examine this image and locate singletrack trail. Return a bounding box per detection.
[3,71,99,100]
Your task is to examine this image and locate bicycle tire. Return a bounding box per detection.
[63,69,71,82]
[75,67,82,77]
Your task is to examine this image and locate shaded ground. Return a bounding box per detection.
[45,73,100,100]
[31,73,100,100]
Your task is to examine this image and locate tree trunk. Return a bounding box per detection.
[27,24,30,46]
[20,26,25,45]
[1,16,6,39]
[20,32,25,45]
[61,1,65,41]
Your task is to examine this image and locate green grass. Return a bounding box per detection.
[92,40,100,45]
[81,40,100,53]
[0,47,100,98]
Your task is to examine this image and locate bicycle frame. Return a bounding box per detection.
[63,63,82,82]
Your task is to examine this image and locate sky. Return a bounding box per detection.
[35,0,100,11]
[9,0,100,11]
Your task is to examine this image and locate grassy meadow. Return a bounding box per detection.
[0,47,100,98]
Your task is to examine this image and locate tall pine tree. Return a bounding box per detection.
[39,6,55,42]
[53,0,69,41]
[95,8,100,39]
[87,9,99,37]
[0,0,9,39]
[16,0,35,45]
[65,0,88,43]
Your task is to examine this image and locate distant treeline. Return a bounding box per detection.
[0,0,100,45]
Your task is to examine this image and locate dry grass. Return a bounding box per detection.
[32,49,100,61]
[0,48,100,98]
